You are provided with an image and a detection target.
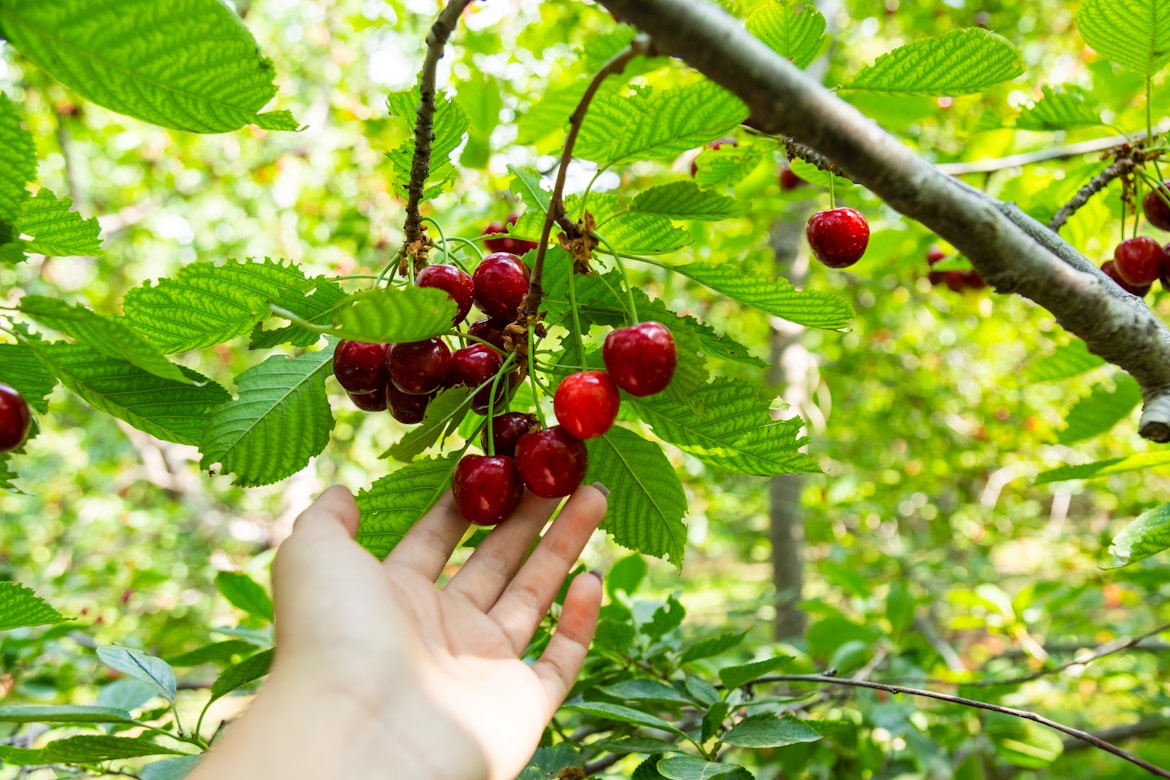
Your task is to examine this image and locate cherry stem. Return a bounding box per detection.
[268,303,331,334]
[441,235,484,264]
[828,171,836,209]
[592,231,638,325]
[373,254,401,288]
[566,259,589,366]
[527,326,548,427]
[1148,78,1165,185]
[448,332,505,353]
[419,217,469,274]
[484,351,518,455]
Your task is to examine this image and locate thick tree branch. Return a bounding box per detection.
[597,0,1170,442]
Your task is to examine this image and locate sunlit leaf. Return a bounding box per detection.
[1107,503,1170,567]
[1077,0,1170,76]
[0,581,69,631]
[846,28,1024,95]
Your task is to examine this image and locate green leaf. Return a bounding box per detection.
[670,261,853,330]
[40,735,183,763]
[209,648,273,703]
[606,553,648,597]
[846,28,1024,95]
[251,277,348,350]
[595,212,692,255]
[745,1,827,69]
[0,745,44,765]
[693,145,766,189]
[632,182,745,221]
[96,646,177,703]
[702,701,731,742]
[20,296,190,384]
[141,755,202,780]
[562,702,685,735]
[645,595,687,639]
[31,343,230,445]
[200,347,335,487]
[355,455,460,558]
[0,94,35,224]
[123,259,313,353]
[1107,503,1170,567]
[516,84,586,147]
[1024,339,1105,383]
[386,87,469,199]
[718,655,794,689]
[16,189,102,257]
[1035,450,1170,484]
[679,630,745,663]
[585,428,688,565]
[600,679,693,705]
[0,581,69,631]
[656,756,743,780]
[215,571,274,622]
[0,346,53,413]
[1077,0,1170,76]
[330,287,456,344]
[684,674,721,707]
[589,737,685,755]
[167,640,262,667]
[0,0,296,133]
[508,165,553,216]
[786,158,855,191]
[985,712,1063,768]
[0,458,18,494]
[383,387,472,463]
[96,679,157,713]
[722,714,823,748]
[576,81,747,166]
[632,379,819,477]
[1057,374,1142,444]
[0,705,133,724]
[1015,86,1102,131]
[459,73,503,169]
[886,581,916,639]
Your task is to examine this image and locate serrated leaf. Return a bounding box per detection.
[123,259,312,353]
[200,347,335,487]
[15,190,102,257]
[576,81,747,166]
[632,380,818,476]
[209,648,273,702]
[1057,374,1141,444]
[40,735,183,763]
[167,640,261,667]
[562,702,685,735]
[32,343,230,445]
[694,145,766,189]
[1015,85,1102,131]
[671,261,852,330]
[0,457,18,493]
[656,756,743,780]
[680,630,745,663]
[251,276,347,350]
[585,427,687,565]
[96,646,176,703]
[516,84,587,147]
[1035,450,1170,485]
[1024,339,1105,383]
[702,701,731,743]
[596,214,691,255]
[745,1,827,70]
[847,28,1024,95]
[0,581,69,631]
[215,571,273,622]
[1107,503,1170,567]
[0,0,295,133]
[330,286,455,345]
[508,165,553,216]
[141,755,202,780]
[21,296,189,384]
[382,387,472,463]
[632,182,745,221]
[0,94,35,224]
[718,655,794,689]
[723,714,823,748]
[645,595,686,639]
[355,455,460,558]
[600,679,693,705]
[386,87,469,198]
[1077,0,1170,76]
[0,345,54,413]
[0,705,135,724]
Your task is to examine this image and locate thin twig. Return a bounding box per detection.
[1050,156,1142,233]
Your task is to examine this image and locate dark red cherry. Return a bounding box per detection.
[468,317,512,352]
[927,246,946,266]
[483,215,538,255]
[779,163,805,191]
[806,207,869,268]
[1143,182,1170,231]
[554,370,620,440]
[1102,260,1151,297]
[514,426,589,498]
[483,412,540,457]
[387,385,435,424]
[473,252,530,320]
[446,343,506,414]
[963,270,986,290]
[603,322,677,397]
[453,455,525,525]
[0,383,32,452]
[333,340,390,395]
[944,271,967,293]
[348,389,388,413]
[1113,237,1166,286]
[387,338,451,395]
[416,264,474,325]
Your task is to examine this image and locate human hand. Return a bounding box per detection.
[191,483,608,780]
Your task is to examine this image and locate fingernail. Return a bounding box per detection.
[588,569,604,582]
[591,481,610,497]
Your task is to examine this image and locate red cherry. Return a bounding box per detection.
[468,317,512,352]
[1143,182,1170,231]
[963,270,987,290]
[514,426,588,498]
[333,340,390,395]
[348,389,388,413]
[806,208,869,268]
[1160,243,1170,288]
[691,139,737,177]
[387,339,451,395]
[926,246,946,265]
[1113,237,1167,286]
[447,343,506,415]
[1102,260,1151,297]
[387,385,435,424]
[453,454,525,525]
[483,412,539,457]
[554,370,620,440]
[603,322,677,397]
[779,164,805,191]
[944,271,967,292]
[473,252,530,320]
[483,215,538,255]
[416,264,474,325]
[0,383,32,452]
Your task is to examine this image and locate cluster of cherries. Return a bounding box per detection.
[1098,183,1170,297]
[926,246,986,293]
[0,383,31,453]
[334,221,679,527]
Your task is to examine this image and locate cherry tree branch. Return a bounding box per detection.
[1049,154,1142,233]
[597,0,1170,442]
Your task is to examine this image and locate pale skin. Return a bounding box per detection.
[188,483,608,780]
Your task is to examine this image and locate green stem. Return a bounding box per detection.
[528,326,548,427]
[373,256,401,288]
[269,304,331,333]
[420,217,449,265]
[592,231,639,324]
[829,172,837,209]
[442,235,484,266]
[485,352,518,452]
[1148,77,1164,184]
[567,261,588,362]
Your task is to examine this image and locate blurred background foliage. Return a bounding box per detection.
[2,0,1169,777]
